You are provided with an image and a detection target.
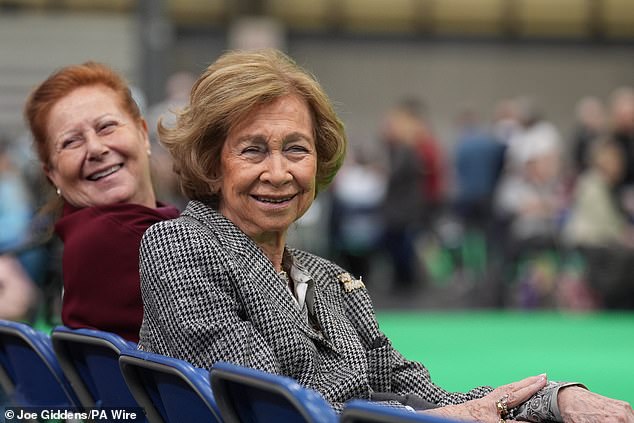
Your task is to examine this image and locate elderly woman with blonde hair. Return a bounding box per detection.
[138,49,633,422]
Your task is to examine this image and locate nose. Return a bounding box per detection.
[260,153,292,186]
[85,131,109,160]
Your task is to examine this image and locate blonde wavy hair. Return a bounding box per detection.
[159,49,347,206]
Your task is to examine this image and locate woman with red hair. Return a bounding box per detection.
[24,62,179,341]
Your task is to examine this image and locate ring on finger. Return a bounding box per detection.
[496,394,510,419]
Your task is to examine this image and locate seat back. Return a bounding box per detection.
[0,340,15,397]
[210,361,338,423]
[119,349,222,423]
[0,319,79,407]
[51,326,142,413]
[341,400,469,423]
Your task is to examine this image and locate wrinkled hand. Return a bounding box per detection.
[559,386,634,423]
[421,374,547,422]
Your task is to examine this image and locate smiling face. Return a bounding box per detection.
[218,94,317,244]
[44,85,155,209]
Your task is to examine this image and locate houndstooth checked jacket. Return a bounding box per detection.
[138,200,569,418]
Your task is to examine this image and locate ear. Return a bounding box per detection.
[138,118,151,151]
[42,162,58,187]
[210,180,220,194]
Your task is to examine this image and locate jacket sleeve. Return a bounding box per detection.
[138,219,281,374]
[341,282,493,406]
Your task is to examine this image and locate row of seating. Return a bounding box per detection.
[0,319,463,423]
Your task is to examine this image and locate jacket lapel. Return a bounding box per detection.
[307,282,347,352]
[182,201,334,348]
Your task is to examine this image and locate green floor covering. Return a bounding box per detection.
[376,311,634,404]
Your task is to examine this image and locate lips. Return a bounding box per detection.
[87,164,122,181]
[252,194,297,204]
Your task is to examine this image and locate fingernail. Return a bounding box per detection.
[539,373,547,382]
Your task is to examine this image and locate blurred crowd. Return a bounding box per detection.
[324,85,634,311]
[1,73,633,326]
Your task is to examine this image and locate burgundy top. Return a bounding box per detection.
[55,202,180,342]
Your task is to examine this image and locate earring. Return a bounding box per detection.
[147,148,152,156]
[56,187,61,196]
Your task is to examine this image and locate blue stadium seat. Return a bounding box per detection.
[210,361,338,423]
[341,399,470,423]
[0,319,79,407]
[119,349,222,423]
[51,326,143,416]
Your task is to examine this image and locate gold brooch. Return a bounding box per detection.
[338,273,365,292]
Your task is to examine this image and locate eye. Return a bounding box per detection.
[60,136,83,150]
[284,143,311,159]
[97,121,118,135]
[241,145,265,155]
[287,145,309,153]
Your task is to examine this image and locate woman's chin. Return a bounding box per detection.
[88,189,136,207]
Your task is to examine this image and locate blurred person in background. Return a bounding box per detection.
[146,71,197,210]
[610,87,634,182]
[138,49,633,422]
[609,87,634,220]
[452,105,506,237]
[0,134,41,321]
[564,137,634,309]
[492,98,521,146]
[330,145,386,283]
[494,99,568,307]
[146,71,196,139]
[0,134,36,255]
[495,98,566,245]
[411,99,447,223]
[570,96,607,176]
[24,62,180,341]
[565,137,633,249]
[0,255,38,322]
[380,99,427,292]
[451,106,507,285]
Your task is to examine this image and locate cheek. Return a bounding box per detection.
[222,163,255,192]
[55,155,82,180]
[118,137,145,160]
